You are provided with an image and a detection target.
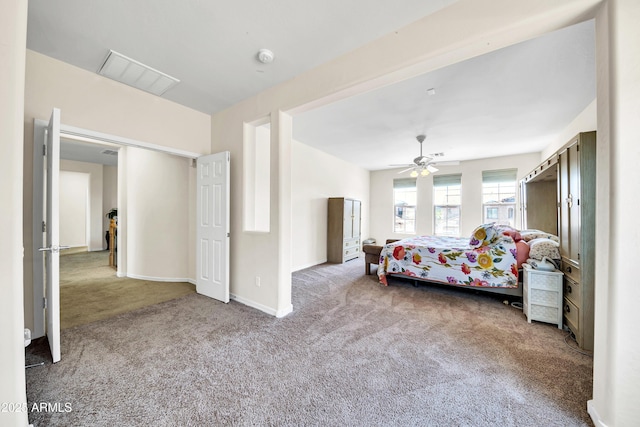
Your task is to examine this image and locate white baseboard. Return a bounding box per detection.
[230,293,293,318]
[587,400,608,427]
[126,272,193,283]
[292,259,327,272]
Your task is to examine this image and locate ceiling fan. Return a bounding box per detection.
[391,135,456,177]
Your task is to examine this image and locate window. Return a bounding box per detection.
[486,207,499,219]
[433,174,461,236]
[393,178,416,234]
[482,169,517,227]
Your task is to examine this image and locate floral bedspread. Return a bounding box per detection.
[377,231,518,288]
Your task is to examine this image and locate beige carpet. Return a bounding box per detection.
[27,257,593,426]
[60,250,195,329]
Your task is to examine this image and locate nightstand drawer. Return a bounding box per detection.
[529,303,561,325]
[563,276,582,307]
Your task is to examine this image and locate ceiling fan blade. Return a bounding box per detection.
[389,163,414,167]
[434,161,459,166]
[398,167,415,174]
[427,164,439,173]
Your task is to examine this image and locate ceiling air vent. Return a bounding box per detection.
[101,149,119,156]
[98,50,179,96]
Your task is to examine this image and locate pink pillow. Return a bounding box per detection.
[515,240,530,268]
[502,229,522,242]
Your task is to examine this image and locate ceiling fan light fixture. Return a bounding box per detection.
[410,170,419,178]
[421,169,430,176]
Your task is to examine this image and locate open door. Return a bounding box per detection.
[39,108,66,363]
[196,151,230,302]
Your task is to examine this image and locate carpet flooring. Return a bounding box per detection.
[60,251,195,329]
[26,257,593,426]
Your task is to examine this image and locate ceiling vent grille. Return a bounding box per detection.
[98,50,179,96]
[101,149,119,156]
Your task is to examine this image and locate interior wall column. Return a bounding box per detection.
[0,0,29,425]
[273,111,293,317]
[590,0,640,425]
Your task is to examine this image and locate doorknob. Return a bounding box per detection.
[38,245,71,253]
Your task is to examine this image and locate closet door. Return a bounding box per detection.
[352,200,361,240]
[343,199,354,239]
[568,142,581,263]
[558,148,570,258]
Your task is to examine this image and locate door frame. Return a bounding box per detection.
[31,119,201,339]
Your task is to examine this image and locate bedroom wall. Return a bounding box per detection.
[59,171,89,248]
[369,153,540,245]
[291,139,370,272]
[60,159,105,251]
[23,50,210,333]
[542,99,597,160]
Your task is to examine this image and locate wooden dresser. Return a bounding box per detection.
[327,198,361,263]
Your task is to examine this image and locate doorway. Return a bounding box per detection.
[32,119,203,340]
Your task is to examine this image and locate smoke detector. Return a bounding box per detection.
[257,49,275,64]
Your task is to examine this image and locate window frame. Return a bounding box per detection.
[433,174,462,237]
[481,169,517,227]
[393,178,417,234]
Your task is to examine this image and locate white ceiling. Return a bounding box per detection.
[60,137,119,167]
[26,1,595,169]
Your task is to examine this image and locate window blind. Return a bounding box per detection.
[482,169,517,183]
[393,178,416,189]
[433,174,461,187]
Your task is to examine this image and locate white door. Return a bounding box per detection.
[41,108,65,363]
[196,151,230,302]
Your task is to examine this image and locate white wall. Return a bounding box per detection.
[23,51,210,332]
[0,1,29,425]
[60,159,104,251]
[369,153,540,245]
[124,147,192,282]
[291,139,370,271]
[59,170,89,248]
[542,99,597,160]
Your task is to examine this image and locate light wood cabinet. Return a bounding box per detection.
[327,198,361,263]
[522,131,595,351]
[558,132,596,351]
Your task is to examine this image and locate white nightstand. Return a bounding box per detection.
[522,263,564,329]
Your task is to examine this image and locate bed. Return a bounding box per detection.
[376,223,560,297]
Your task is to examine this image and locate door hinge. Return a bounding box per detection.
[43,144,47,156]
[43,297,47,309]
[42,221,46,232]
